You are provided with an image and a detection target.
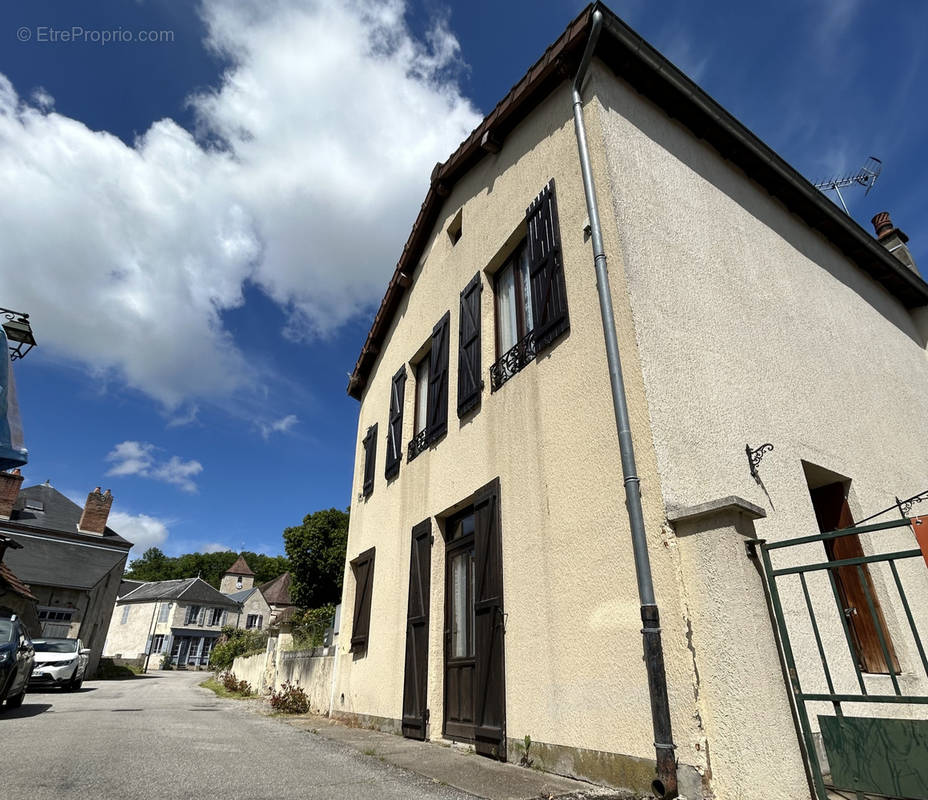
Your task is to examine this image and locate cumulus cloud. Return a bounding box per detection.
[106,440,204,493]
[108,510,170,550]
[258,413,299,438]
[202,542,233,553]
[0,0,481,409]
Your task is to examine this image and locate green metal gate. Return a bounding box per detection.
[751,517,928,799]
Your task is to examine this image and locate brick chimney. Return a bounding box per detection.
[78,487,113,534]
[0,469,24,520]
[872,211,918,273]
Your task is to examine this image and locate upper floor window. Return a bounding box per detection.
[490,180,569,391]
[209,607,223,626]
[120,605,131,624]
[158,602,171,623]
[185,605,202,626]
[494,243,533,357]
[236,576,243,589]
[408,311,449,461]
[246,613,263,630]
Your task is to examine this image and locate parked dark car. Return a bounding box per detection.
[0,615,35,709]
[29,638,89,690]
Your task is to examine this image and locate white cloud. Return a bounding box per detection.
[108,510,170,551]
[105,440,204,493]
[258,413,299,438]
[0,0,481,408]
[202,542,233,553]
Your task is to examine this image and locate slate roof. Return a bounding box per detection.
[225,586,257,603]
[347,1,928,399]
[2,529,129,589]
[8,483,131,546]
[224,555,254,576]
[118,577,241,610]
[118,579,146,598]
[258,572,294,606]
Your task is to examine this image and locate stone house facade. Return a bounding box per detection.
[104,576,241,668]
[0,476,131,676]
[331,4,928,799]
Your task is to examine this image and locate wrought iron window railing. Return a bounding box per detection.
[489,329,536,392]
[407,429,428,462]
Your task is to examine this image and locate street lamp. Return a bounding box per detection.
[0,309,37,361]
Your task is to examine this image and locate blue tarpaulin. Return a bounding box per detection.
[0,328,27,470]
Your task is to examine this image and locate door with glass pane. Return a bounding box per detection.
[444,509,476,740]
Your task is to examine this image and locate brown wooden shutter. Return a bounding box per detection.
[457,273,483,417]
[385,367,406,479]
[402,519,432,740]
[473,478,506,760]
[350,547,376,652]
[361,423,377,497]
[426,311,450,443]
[526,179,569,353]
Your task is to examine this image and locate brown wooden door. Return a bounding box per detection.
[444,512,476,740]
[810,482,899,674]
[402,519,432,740]
[473,479,506,760]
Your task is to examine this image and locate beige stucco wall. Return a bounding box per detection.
[333,77,705,796]
[595,59,928,797]
[103,601,162,658]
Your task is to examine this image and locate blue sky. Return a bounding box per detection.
[1,1,925,558]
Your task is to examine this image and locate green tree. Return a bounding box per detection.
[283,508,349,608]
[125,548,290,589]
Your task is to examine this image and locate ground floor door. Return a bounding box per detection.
[402,519,432,740]
[443,479,506,760]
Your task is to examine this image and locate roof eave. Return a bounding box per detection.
[346,1,928,400]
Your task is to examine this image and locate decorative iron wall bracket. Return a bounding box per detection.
[746,443,774,481]
[896,490,928,518]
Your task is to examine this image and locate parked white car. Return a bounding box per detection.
[28,638,89,691]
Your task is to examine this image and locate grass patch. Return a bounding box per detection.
[199,677,254,699]
[95,658,142,680]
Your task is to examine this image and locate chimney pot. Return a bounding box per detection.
[78,486,114,534]
[872,211,894,240]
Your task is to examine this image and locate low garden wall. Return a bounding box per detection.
[231,650,271,693]
[275,647,334,714]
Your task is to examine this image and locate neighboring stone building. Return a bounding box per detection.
[330,4,928,800]
[220,557,268,631]
[103,577,241,668]
[0,533,38,635]
[0,474,131,676]
[257,572,296,628]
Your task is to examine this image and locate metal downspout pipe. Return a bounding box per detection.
[571,10,678,799]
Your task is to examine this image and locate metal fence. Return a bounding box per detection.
[751,517,928,799]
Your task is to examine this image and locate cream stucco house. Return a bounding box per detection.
[332,4,928,799]
[104,576,242,668]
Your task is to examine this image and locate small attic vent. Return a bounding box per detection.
[24,499,44,512]
[447,208,463,246]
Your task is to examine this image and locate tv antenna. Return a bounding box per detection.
[813,156,882,215]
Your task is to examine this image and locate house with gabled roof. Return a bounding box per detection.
[104,576,242,668]
[330,3,928,799]
[0,474,132,676]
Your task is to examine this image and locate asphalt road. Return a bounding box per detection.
[1,670,476,800]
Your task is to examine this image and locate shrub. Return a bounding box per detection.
[269,681,309,714]
[209,627,268,672]
[160,655,173,670]
[220,672,253,696]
